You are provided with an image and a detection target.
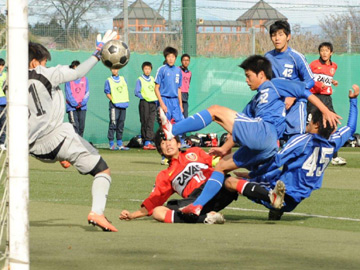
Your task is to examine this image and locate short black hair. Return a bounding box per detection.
[269,20,291,36]
[318,42,333,53]
[142,61,152,70]
[69,60,80,69]
[154,128,181,156]
[29,42,51,65]
[0,58,5,66]
[181,54,190,61]
[163,46,178,58]
[309,108,336,139]
[239,55,272,80]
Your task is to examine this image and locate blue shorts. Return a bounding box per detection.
[284,100,307,136]
[162,97,184,123]
[232,113,278,170]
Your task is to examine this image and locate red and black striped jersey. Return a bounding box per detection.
[141,147,214,215]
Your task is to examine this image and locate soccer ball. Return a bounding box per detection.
[100,40,130,69]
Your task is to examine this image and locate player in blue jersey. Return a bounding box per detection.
[155,46,183,123]
[225,84,359,220]
[155,46,184,164]
[158,55,340,216]
[265,20,315,138]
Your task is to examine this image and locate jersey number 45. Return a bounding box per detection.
[302,147,334,177]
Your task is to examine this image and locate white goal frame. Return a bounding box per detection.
[7,0,29,269]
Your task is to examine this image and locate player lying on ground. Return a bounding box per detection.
[119,129,286,224]
[226,84,359,220]
[159,55,340,215]
[28,30,118,232]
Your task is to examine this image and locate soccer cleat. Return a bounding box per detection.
[60,160,71,169]
[204,211,225,224]
[158,107,174,140]
[268,209,284,221]
[118,145,130,151]
[331,156,346,165]
[269,180,286,209]
[143,144,156,150]
[0,144,6,151]
[180,203,203,216]
[87,211,118,232]
[110,145,119,150]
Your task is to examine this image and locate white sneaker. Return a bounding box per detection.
[158,108,174,140]
[0,144,6,151]
[269,180,286,209]
[204,211,225,224]
[331,157,347,165]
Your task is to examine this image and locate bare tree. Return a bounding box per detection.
[29,0,118,48]
[320,9,360,53]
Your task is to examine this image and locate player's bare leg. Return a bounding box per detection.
[158,105,237,140]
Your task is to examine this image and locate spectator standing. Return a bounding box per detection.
[134,61,157,150]
[65,60,89,137]
[179,54,192,119]
[104,68,130,150]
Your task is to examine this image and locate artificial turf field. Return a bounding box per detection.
[5,147,360,269]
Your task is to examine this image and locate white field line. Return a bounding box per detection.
[31,198,360,222]
[225,206,360,222]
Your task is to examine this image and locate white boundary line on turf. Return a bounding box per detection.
[225,207,360,222]
[33,199,360,222]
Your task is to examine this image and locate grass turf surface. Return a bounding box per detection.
[5,147,360,269]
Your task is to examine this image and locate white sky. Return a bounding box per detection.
[98,0,360,31]
[1,0,360,30]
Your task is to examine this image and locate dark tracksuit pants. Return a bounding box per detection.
[108,102,126,141]
[68,109,87,137]
[139,99,157,142]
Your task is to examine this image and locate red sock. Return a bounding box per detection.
[236,179,249,194]
[164,209,174,223]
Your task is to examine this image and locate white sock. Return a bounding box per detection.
[91,173,111,215]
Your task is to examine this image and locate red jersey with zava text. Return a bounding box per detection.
[141,147,214,215]
[309,59,337,95]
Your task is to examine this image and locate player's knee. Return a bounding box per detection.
[152,206,168,222]
[208,105,222,115]
[89,157,109,176]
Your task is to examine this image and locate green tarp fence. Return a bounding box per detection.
[1,50,359,145]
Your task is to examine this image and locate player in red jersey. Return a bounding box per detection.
[119,130,237,224]
[307,42,346,165]
[120,130,286,224]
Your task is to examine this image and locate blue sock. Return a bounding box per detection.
[173,110,212,136]
[144,140,150,146]
[109,140,114,147]
[193,171,224,207]
[117,139,123,146]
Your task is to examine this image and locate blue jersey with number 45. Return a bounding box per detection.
[249,98,358,204]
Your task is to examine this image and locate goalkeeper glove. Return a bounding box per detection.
[92,30,118,60]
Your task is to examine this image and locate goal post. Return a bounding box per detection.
[7,0,29,269]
